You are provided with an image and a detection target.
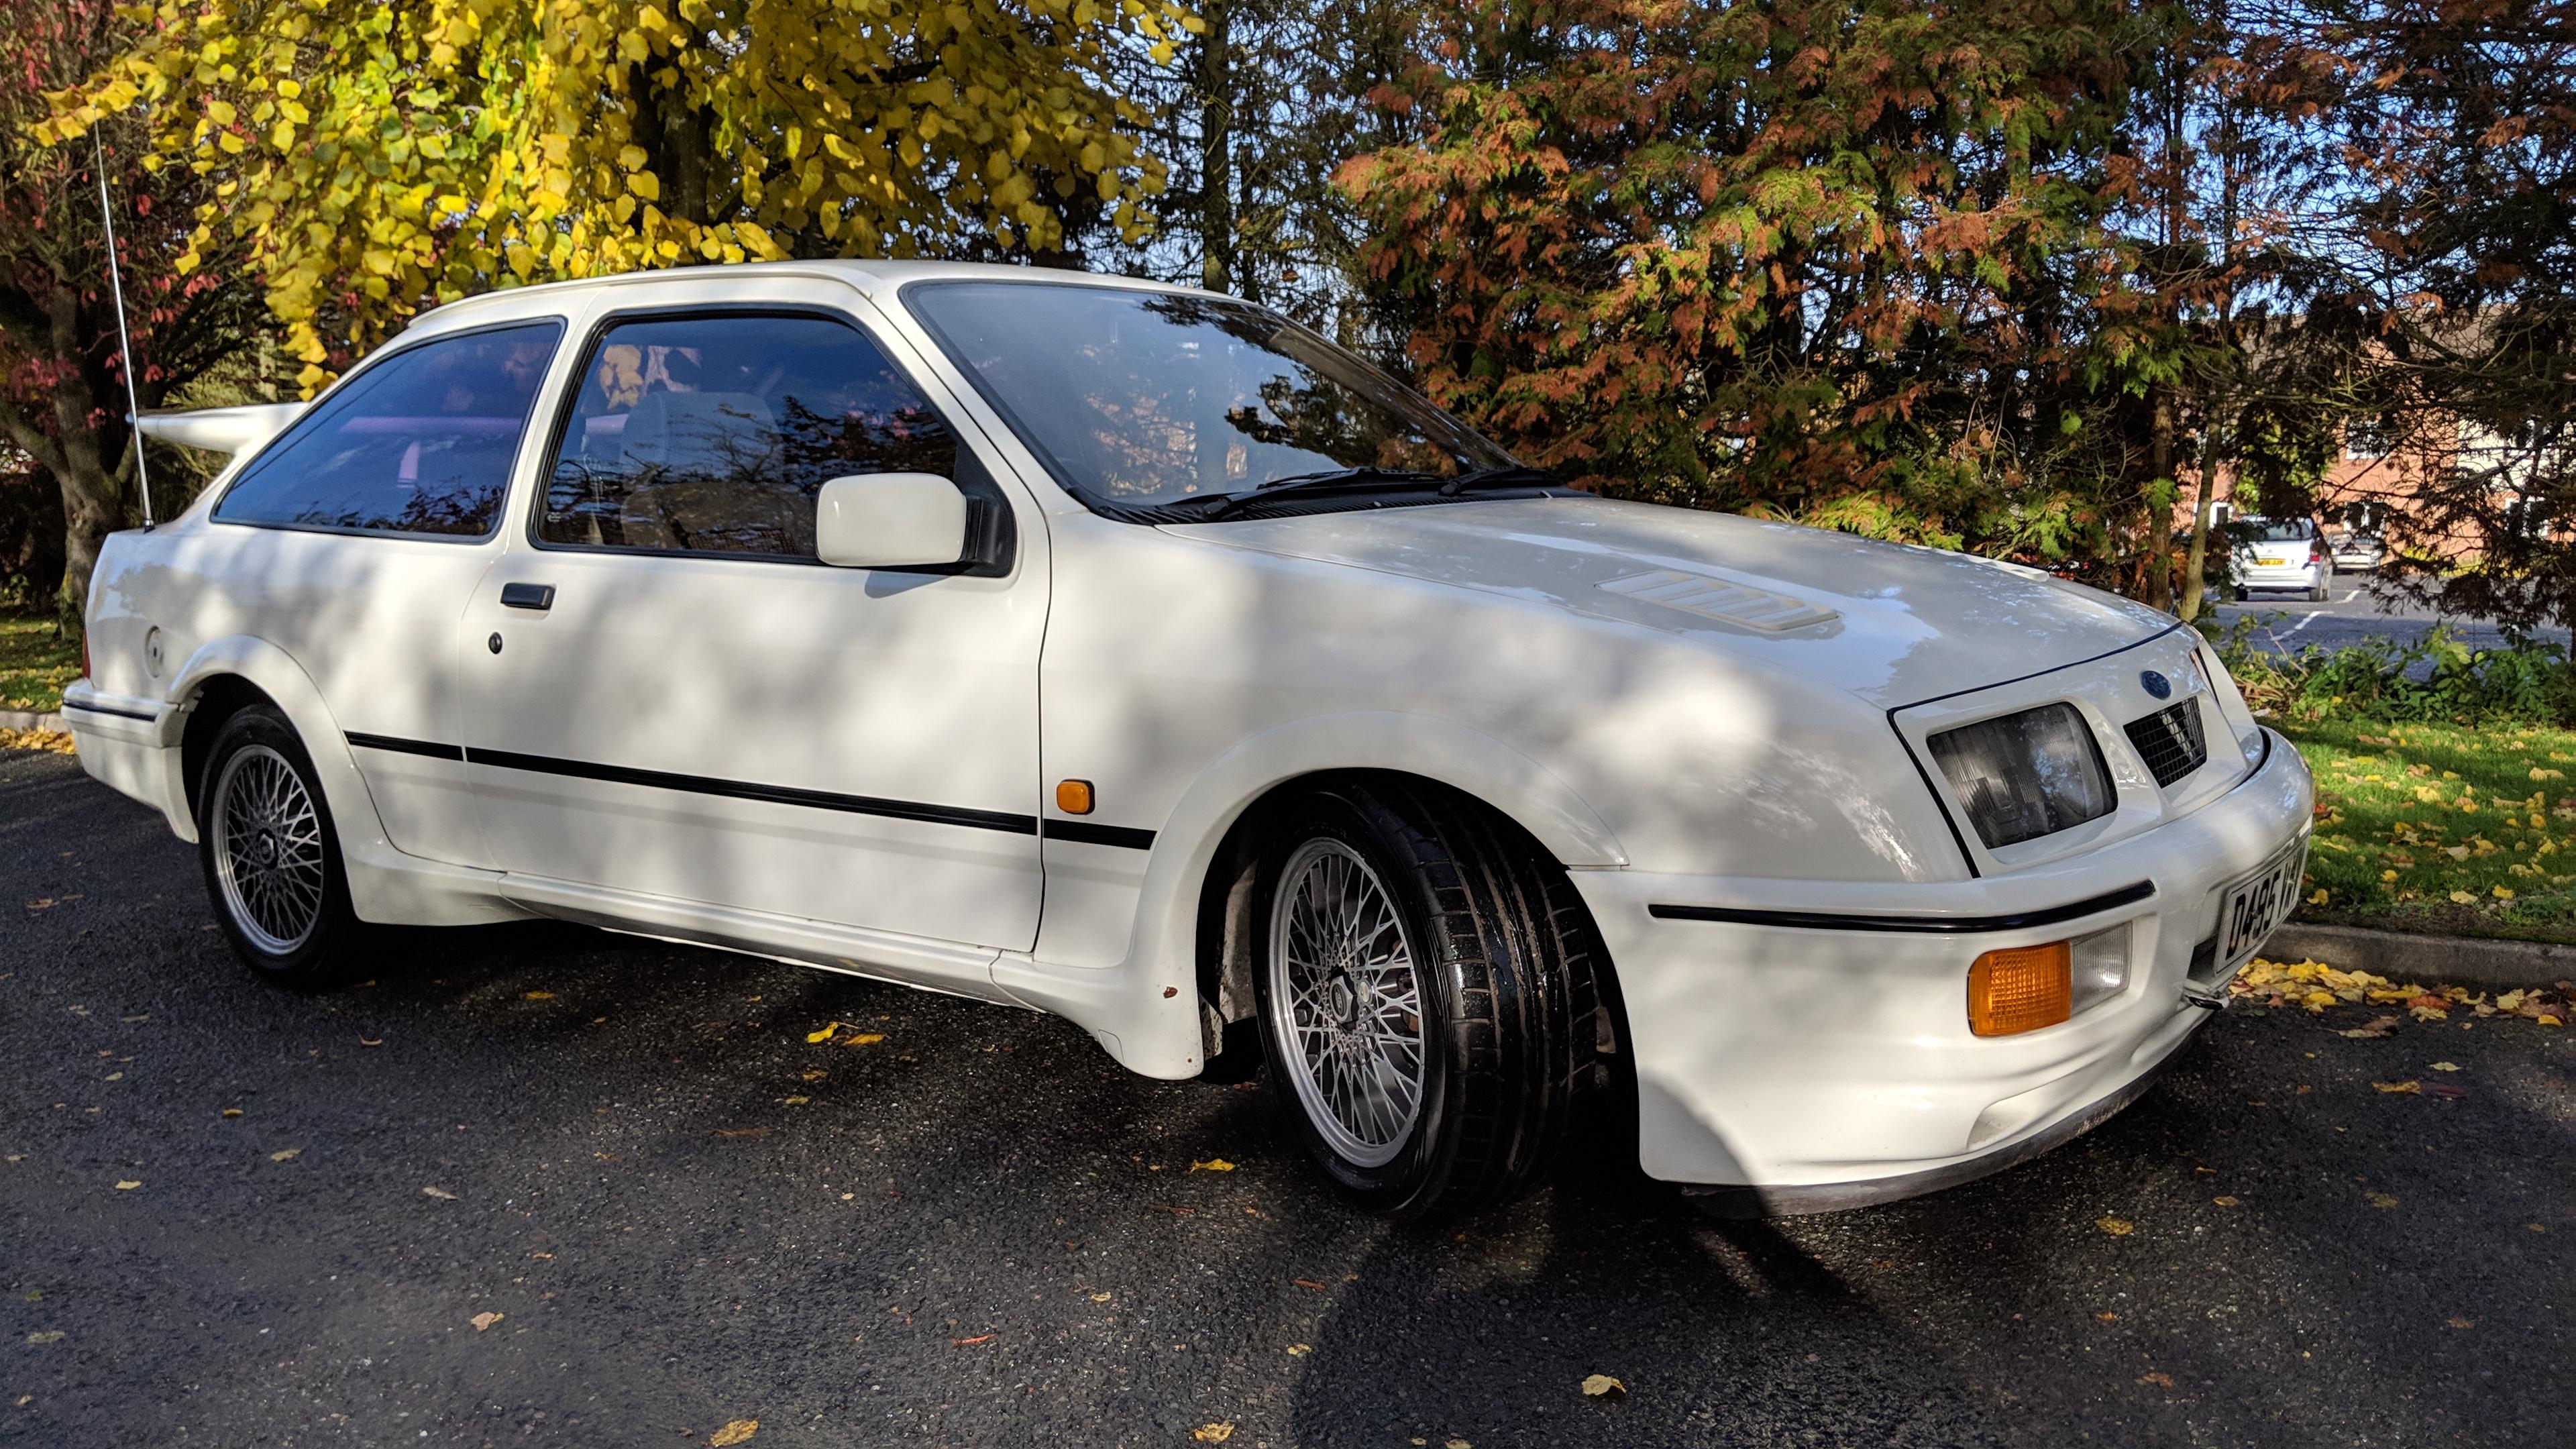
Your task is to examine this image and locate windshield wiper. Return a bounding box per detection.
[1167,466,1443,521]
[1167,463,1550,521]
[1436,464,1553,496]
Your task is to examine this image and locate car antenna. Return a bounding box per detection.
[92,126,154,529]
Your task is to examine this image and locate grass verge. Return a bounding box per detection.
[1,608,76,714]
[2284,716,2576,945]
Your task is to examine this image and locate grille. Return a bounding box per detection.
[2125,699,2207,788]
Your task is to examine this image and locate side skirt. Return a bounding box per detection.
[496,872,1022,1008]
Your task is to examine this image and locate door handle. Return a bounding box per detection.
[500,582,556,611]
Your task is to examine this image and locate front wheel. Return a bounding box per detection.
[1251,780,1606,1220]
[197,706,364,985]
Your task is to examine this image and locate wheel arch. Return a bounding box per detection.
[1155,712,1632,1078]
[1191,767,1629,1040]
[165,637,390,861]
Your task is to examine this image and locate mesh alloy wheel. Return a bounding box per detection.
[1264,837,1428,1169]
[209,743,328,955]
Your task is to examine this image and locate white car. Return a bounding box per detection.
[66,261,2312,1218]
[2231,517,2336,601]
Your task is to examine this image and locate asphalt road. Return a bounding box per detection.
[2209,573,2571,657]
[5,749,2573,1448]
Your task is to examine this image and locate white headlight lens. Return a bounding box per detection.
[1928,703,2114,849]
[2071,924,2130,1014]
[2193,644,2267,761]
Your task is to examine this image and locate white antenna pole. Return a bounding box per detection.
[92,127,153,528]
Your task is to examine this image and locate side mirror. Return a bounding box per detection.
[815,472,969,570]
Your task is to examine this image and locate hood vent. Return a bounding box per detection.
[1597,569,1839,633]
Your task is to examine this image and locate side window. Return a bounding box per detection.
[539,313,958,559]
[215,321,564,537]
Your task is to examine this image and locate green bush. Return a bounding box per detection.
[2201,619,2576,725]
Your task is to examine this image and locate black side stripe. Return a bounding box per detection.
[343,733,1157,849]
[64,699,157,722]
[345,731,464,761]
[1042,818,1158,851]
[469,745,1040,835]
[1647,879,2155,934]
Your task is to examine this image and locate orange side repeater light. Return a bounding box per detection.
[1968,941,2072,1037]
[1055,780,1095,816]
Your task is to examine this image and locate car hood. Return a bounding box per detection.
[1170,496,2176,710]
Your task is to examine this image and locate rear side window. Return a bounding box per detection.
[215,321,564,538]
[538,313,957,559]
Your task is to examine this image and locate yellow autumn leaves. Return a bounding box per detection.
[39,0,1186,391]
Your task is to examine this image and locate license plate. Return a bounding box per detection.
[2257,553,2291,567]
[2216,839,2308,973]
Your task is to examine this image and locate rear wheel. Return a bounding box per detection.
[197,706,363,985]
[1251,780,1605,1220]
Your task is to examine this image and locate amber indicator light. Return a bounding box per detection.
[1968,941,2072,1036]
[1055,780,1095,816]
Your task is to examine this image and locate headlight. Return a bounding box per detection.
[1927,703,2114,849]
[2192,645,2267,762]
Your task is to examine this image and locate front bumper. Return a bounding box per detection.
[1570,729,2312,1208]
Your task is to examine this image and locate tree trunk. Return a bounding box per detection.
[2177,417,2224,621]
[42,284,129,633]
[2145,386,2176,610]
[1195,0,1236,296]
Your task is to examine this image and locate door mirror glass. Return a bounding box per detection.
[816,472,969,570]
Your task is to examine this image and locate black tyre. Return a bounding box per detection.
[195,705,364,985]
[1250,779,1606,1220]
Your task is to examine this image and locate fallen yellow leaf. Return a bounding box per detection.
[1580,1373,1627,1399]
[1189,1159,1236,1173]
[470,1311,503,1332]
[2430,1061,2461,1072]
[806,1022,841,1044]
[221,1107,243,1118]
[523,991,553,1000]
[2213,1195,2241,1207]
[843,1032,885,1046]
[1191,1424,1234,1443]
[2365,1191,2399,1209]
[1285,1342,1310,1355]
[2096,1217,2135,1236]
[2373,1080,2422,1094]
[113,1180,140,1191]
[708,1420,759,1447]
[268,1148,300,1162]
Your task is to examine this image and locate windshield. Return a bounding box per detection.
[2241,519,2316,543]
[904,281,1517,515]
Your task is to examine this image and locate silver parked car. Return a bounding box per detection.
[2231,517,2334,602]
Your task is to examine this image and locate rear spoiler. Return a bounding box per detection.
[132,402,306,456]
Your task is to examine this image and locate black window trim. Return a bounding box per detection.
[207,314,572,546]
[894,274,1524,525]
[525,301,1013,576]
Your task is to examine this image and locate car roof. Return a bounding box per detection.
[406,259,1216,335]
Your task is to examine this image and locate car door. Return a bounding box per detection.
[199,317,570,866]
[458,282,1046,952]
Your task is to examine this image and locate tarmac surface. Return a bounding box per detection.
[5,747,2572,1447]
